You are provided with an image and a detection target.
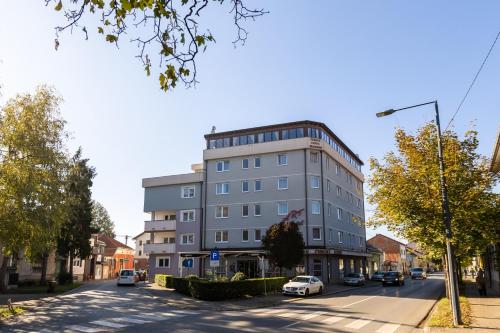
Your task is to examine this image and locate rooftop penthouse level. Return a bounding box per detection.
[205,120,363,172]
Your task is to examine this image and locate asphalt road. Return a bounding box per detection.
[2,274,444,333]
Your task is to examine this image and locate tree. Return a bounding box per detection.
[367,123,499,262]
[262,209,305,273]
[0,86,68,289]
[47,0,268,91]
[57,148,96,282]
[91,201,116,238]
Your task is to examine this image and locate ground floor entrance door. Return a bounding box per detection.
[237,260,258,278]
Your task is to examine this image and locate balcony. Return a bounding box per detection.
[143,243,176,254]
[144,219,176,232]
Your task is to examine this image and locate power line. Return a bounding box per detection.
[445,31,500,131]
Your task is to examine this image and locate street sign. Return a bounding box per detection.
[182,258,194,268]
[210,250,220,261]
[210,260,219,267]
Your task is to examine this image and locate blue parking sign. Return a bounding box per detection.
[183,258,193,268]
[210,250,220,261]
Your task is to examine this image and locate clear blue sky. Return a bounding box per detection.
[1,1,499,245]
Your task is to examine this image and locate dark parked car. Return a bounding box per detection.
[382,271,405,286]
[371,271,385,281]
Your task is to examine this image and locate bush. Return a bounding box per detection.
[173,277,288,301]
[155,274,174,288]
[231,272,247,281]
[57,272,73,285]
[185,274,199,280]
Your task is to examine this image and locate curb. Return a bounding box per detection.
[417,290,445,329]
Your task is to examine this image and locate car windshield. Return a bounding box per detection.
[292,277,310,283]
[412,268,423,272]
[121,270,134,276]
[347,273,358,278]
[384,272,398,277]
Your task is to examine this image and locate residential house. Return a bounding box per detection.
[141,120,368,283]
[132,232,151,271]
[367,234,408,273]
[98,233,134,278]
[0,248,57,285]
[366,244,383,277]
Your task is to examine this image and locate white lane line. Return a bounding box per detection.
[376,323,401,333]
[321,315,346,324]
[345,319,371,329]
[90,320,129,328]
[171,309,200,315]
[65,325,103,333]
[255,308,285,316]
[300,311,328,320]
[341,295,378,308]
[248,308,268,313]
[113,317,151,324]
[277,310,305,318]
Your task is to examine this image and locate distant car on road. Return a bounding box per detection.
[282,275,324,296]
[117,269,137,286]
[343,273,366,286]
[382,271,405,286]
[371,271,385,281]
[410,268,427,279]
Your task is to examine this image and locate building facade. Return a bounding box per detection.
[142,121,368,282]
[367,234,408,273]
[132,232,151,271]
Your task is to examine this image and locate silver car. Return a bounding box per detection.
[343,273,366,286]
[410,268,427,279]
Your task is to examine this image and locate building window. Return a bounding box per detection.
[254,204,261,216]
[359,236,364,247]
[216,160,230,172]
[254,157,261,168]
[310,152,319,163]
[312,227,321,240]
[277,201,288,215]
[139,240,143,246]
[339,258,344,271]
[313,259,322,277]
[181,186,195,198]
[254,229,262,242]
[242,204,249,217]
[326,157,330,169]
[242,230,249,242]
[328,229,333,242]
[337,186,341,196]
[327,180,331,192]
[278,177,288,190]
[311,175,320,189]
[337,208,343,220]
[216,183,229,195]
[277,154,288,166]
[157,257,170,268]
[328,203,332,216]
[242,180,249,192]
[138,250,142,256]
[335,164,340,174]
[215,205,229,218]
[357,198,361,208]
[242,158,249,169]
[180,233,194,245]
[180,210,195,222]
[215,231,229,243]
[311,200,321,215]
[338,231,343,243]
[254,179,262,191]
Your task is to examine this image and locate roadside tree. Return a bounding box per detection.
[91,200,116,238]
[262,209,305,274]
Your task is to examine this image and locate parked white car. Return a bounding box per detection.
[410,267,427,279]
[343,273,366,286]
[117,269,137,286]
[282,275,324,296]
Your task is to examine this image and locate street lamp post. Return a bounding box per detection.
[376,100,462,325]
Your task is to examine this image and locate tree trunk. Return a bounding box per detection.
[40,253,48,285]
[69,253,74,284]
[443,254,450,299]
[0,255,9,293]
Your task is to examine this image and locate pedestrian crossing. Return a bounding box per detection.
[247,307,401,332]
[14,309,200,333]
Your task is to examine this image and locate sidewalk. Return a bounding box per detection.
[140,280,379,311]
[420,279,500,333]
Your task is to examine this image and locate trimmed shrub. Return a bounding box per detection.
[155,274,174,288]
[173,277,288,301]
[231,272,247,281]
[185,274,199,280]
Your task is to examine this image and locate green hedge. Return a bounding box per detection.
[155,274,174,288]
[173,277,288,301]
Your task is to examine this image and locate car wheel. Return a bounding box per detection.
[305,288,310,297]
[319,286,323,295]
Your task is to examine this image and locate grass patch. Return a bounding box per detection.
[0,305,24,320]
[10,282,82,294]
[428,296,471,327]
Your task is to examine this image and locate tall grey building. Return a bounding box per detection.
[141,121,368,283]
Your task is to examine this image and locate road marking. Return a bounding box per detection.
[321,315,346,324]
[255,308,285,316]
[282,321,301,329]
[65,325,103,333]
[345,319,371,329]
[90,320,128,328]
[277,310,304,318]
[376,323,400,333]
[300,311,328,320]
[341,295,378,308]
[113,317,151,324]
[171,309,200,315]
[248,308,268,313]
